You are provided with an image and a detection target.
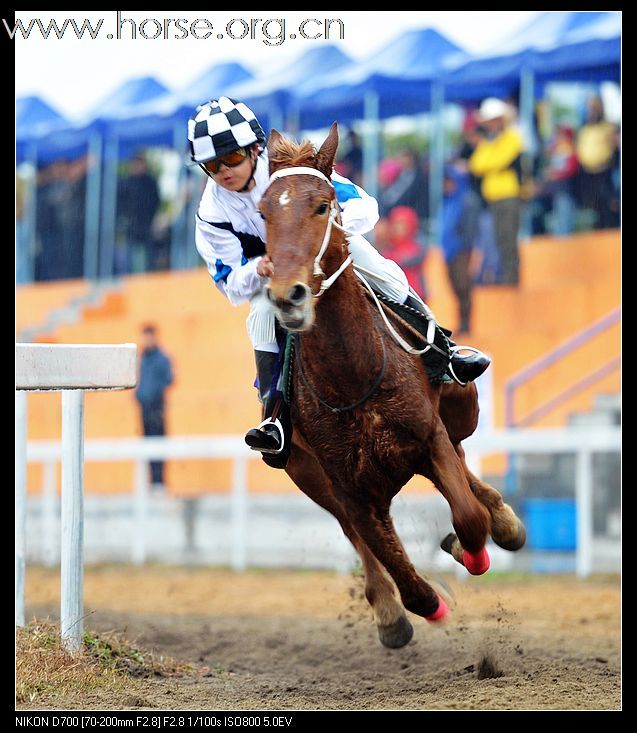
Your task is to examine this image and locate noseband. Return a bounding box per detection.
[268,167,354,297]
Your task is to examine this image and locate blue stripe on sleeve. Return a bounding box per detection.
[213,259,233,283]
[333,179,361,204]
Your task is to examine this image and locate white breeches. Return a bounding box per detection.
[246,234,411,353]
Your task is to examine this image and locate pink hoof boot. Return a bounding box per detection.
[463,547,490,575]
[425,596,449,623]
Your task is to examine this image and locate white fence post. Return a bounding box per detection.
[15,391,27,628]
[231,457,248,571]
[16,342,137,651]
[60,390,85,653]
[42,461,58,567]
[132,459,148,565]
[575,449,594,579]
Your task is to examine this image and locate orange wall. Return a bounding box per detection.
[19,230,620,495]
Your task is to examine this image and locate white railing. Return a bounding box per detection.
[23,426,620,579]
[16,343,137,653]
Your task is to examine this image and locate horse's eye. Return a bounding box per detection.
[259,211,266,221]
[315,202,329,215]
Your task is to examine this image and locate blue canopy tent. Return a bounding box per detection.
[295,28,469,230]
[16,96,71,282]
[16,95,69,164]
[440,11,620,255]
[90,63,252,272]
[227,45,353,133]
[296,28,467,129]
[442,12,620,105]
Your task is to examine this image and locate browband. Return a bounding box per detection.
[269,166,333,187]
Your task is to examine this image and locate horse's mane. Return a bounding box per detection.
[268,136,317,169]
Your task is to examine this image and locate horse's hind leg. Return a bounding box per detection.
[440,444,526,567]
[450,443,526,551]
[420,420,492,575]
[286,443,412,648]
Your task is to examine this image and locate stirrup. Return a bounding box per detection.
[446,345,487,387]
[247,417,285,455]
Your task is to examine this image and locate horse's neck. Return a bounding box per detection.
[301,265,380,383]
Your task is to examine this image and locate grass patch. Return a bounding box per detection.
[16,619,193,707]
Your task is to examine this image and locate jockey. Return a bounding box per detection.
[189,97,490,457]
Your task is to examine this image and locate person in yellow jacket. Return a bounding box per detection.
[576,95,619,229]
[469,98,524,285]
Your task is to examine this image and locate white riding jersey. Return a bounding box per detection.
[195,149,380,305]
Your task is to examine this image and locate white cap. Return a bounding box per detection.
[478,97,510,122]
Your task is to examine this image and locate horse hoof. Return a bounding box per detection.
[425,596,449,623]
[494,520,527,552]
[440,532,456,555]
[377,614,414,648]
[463,547,490,575]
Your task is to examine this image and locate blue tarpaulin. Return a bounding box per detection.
[16,96,69,163]
[442,11,620,103]
[296,28,468,128]
[226,45,353,131]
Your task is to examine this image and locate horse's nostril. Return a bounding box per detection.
[288,283,308,306]
[265,285,276,304]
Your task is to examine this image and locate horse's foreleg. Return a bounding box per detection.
[350,534,414,648]
[454,443,526,551]
[286,443,411,647]
[422,421,492,575]
[338,493,447,621]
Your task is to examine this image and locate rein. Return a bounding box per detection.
[267,164,447,413]
[295,332,387,414]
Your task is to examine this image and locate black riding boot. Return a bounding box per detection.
[404,294,490,384]
[244,350,285,454]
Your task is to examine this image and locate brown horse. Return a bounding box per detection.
[259,123,526,647]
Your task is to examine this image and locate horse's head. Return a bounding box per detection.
[260,123,344,331]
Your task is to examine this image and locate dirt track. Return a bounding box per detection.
[23,566,620,711]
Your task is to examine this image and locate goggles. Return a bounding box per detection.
[203,147,250,174]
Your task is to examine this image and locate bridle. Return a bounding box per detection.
[267,165,448,364]
[268,166,354,297]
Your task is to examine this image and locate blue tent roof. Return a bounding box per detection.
[88,62,255,154]
[443,11,620,102]
[227,45,353,128]
[86,75,170,121]
[296,28,469,128]
[16,96,71,163]
[179,62,254,107]
[16,95,68,134]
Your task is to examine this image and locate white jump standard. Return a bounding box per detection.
[15,343,137,652]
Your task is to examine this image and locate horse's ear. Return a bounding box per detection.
[267,128,283,153]
[316,122,339,178]
[267,129,283,174]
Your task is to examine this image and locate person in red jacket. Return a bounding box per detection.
[385,206,428,300]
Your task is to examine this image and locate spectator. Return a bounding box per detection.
[118,153,161,274]
[16,172,30,284]
[441,166,476,335]
[338,130,363,186]
[543,125,579,236]
[379,149,429,227]
[386,206,427,299]
[60,155,88,278]
[135,324,174,490]
[469,98,524,285]
[35,160,69,281]
[455,110,499,284]
[576,95,620,229]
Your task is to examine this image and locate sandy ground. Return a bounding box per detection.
[22,566,621,711]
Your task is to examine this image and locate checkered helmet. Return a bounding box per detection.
[187,97,266,164]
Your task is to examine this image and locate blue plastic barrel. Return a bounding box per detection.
[521,498,577,551]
